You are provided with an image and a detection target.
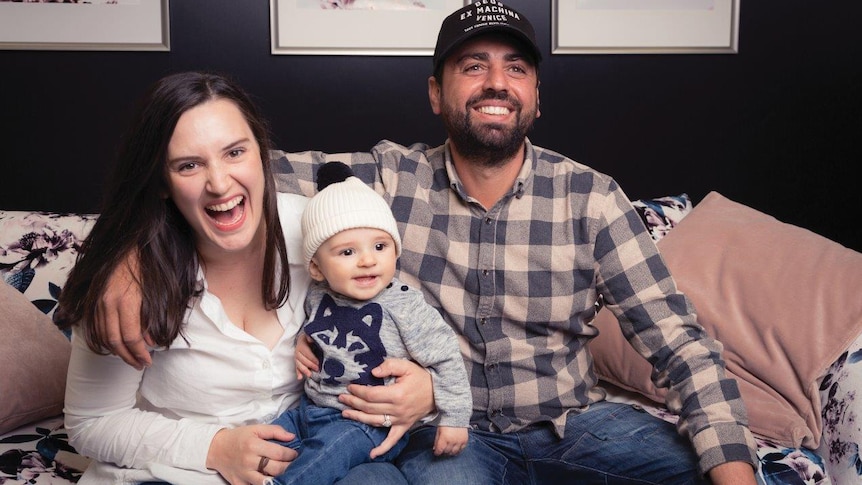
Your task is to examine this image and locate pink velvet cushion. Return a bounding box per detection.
[0,281,71,434]
[590,191,862,448]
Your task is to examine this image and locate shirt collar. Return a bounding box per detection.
[443,138,534,203]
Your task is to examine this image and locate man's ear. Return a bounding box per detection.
[308,259,326,282]
[536,81,541,119]
[428,75,442,115]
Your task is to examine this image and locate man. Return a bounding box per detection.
[99,3,757,483]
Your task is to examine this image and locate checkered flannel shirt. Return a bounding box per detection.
[271,139,757,473]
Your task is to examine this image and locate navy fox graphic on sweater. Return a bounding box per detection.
[303,277,472,428]
[305,293,387,386]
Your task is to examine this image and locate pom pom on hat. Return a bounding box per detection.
[301,162,402,265]
[315,161,354,191]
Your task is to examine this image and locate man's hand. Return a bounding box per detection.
[96,252,152,370]
[340,359,434,457]
[707,461,757,485]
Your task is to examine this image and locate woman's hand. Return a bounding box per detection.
[206,425,298,485]
[339,359,435,458]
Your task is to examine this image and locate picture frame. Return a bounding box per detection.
[0,0,170,52]
[270,0,467,56]
[552,0,740,54]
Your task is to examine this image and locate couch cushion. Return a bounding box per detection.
[590,191,862,448]
[0,281,72,434]
[631,193,692,242]
[0,210,97,325]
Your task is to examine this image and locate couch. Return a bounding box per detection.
[1,191,861,484]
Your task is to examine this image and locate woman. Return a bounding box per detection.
[56,72,415,485]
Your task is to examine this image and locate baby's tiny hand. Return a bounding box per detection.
[433,426,469,456]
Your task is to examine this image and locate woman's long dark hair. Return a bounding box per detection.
[56,71,290,352]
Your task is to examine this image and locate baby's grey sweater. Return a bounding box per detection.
[303,278,472,428]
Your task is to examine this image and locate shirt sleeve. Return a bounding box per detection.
[386,287,472,428]
[270,148,381,197]
[591,183,757,474]
[64,330,223,473]
[270,141,411,198]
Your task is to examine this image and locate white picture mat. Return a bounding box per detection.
[553,0,740,54]
[270,0,466,55]
[0,0,170,51]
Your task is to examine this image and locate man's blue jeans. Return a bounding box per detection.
[396,400,707,485]
[269,396,408,485]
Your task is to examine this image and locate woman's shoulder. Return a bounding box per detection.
[276,192,309,214]
[276,192,308,227]
[276,193,307,262]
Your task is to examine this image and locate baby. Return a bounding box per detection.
[267,162,471,485]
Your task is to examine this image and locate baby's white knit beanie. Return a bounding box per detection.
[301,162,402,264]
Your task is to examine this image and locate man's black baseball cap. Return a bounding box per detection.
[433,2,541,74]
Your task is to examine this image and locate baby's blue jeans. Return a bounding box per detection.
[269,396,408,485]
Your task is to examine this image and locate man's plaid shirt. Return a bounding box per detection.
[272,139,757,473]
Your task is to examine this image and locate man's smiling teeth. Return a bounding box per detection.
[477,106,510,115]
[207,195,243,212]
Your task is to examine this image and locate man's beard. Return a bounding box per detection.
[441,91,537,168]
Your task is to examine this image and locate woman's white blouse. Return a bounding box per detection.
[64,193,311,484]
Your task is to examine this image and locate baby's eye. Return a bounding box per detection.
[374,243,386,251]
[340,248,355,257]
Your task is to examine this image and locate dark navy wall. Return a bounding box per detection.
[1,1,859,251]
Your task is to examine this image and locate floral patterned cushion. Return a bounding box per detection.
[818,331,862,484]
[632,193,693,242]
[0,416,87,484]
[0,210,97,330]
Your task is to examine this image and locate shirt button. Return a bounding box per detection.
[483,269,489,276]
[262,360,271,369]
[480,318,487,325]
[485,217,492,224]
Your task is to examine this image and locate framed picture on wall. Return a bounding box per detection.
[552,0,740,54]
[0,0,170,52]
[270,0,466,56]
